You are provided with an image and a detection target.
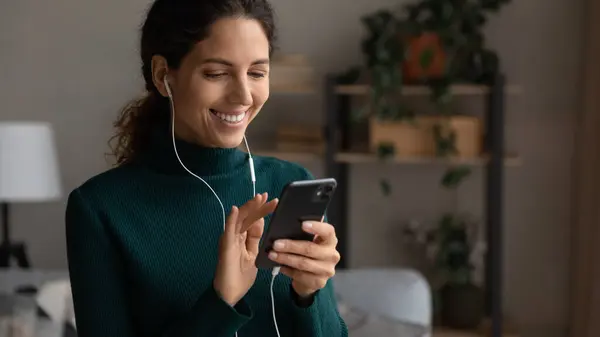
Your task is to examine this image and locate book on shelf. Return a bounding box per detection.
[272,124,324,154]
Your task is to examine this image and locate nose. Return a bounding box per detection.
[229,77,253,106]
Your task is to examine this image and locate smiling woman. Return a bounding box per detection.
[111,4,275,160]
[64,1,347,337]
[150,17,271,149]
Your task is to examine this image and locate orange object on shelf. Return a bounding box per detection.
[402,32,447,82]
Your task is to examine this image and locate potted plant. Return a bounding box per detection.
[338,0,512,195]
[403,213,487,329]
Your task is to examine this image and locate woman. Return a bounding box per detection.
[65,0,348,336]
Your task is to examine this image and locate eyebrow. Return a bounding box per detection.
[201,58,270,66]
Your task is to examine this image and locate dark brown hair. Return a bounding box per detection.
[109,0,277,165]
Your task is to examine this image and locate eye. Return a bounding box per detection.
[249,72,267,79]
[204,72,227,79]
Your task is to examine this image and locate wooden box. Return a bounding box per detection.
[369,115,483,158]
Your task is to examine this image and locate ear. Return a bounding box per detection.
[151,55,170,97]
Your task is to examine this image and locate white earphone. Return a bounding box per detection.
[163,74,280,337]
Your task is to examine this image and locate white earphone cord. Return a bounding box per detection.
[164,77,280,337]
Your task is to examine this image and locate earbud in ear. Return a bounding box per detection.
[163,74,173,98]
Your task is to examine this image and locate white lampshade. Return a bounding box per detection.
[0,121,62,202]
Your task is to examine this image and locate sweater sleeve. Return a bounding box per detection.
[290,279,349,337]
[65,188,252,337]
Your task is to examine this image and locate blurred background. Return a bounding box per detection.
[1,0,598,337]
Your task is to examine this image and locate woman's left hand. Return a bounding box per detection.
[268,221,341,298]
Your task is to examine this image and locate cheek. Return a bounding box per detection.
[178,78,220,117]
[251,83,270,110]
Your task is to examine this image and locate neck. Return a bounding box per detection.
[138,123,248,177]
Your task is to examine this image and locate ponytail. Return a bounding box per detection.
[108,92,168,166]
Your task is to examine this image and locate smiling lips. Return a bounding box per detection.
[210,109,247,125]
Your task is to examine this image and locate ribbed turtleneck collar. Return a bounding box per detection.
[138,123,248,177]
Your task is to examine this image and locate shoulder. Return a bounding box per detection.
[66,162,142,210]
[252,154,315,181]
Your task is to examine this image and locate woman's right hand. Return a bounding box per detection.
[213,193,278,306]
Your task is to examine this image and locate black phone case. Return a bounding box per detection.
[255,178,337,269]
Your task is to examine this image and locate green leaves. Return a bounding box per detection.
[377,142,396,159]
[361,10,404,69]
[441,166,472,189]
[433,122,457,156]
[361,9,395,35]
[364,32,408,122]
[434,213,476,284]
[419,47,435,69]
[355,0,510,196]
[429,78,452,108]
[380,179,392,196]
[377,143,395,196]
[372,64,395,87]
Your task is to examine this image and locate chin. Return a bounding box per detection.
[213,133,246,149]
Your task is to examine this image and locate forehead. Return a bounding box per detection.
[188,17,270,65]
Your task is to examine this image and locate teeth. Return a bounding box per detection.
[213,110,246,124]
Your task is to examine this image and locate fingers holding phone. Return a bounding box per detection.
[269,220,341,298]
[253,178,340,299]
[255,178,337,270]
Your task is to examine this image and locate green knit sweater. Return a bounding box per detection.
[65,126,348,337]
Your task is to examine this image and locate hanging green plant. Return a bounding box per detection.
[345,0,511,195]
[377,142,395,196]
[441,166,472,189]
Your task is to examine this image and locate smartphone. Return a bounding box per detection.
[255,178,337,269]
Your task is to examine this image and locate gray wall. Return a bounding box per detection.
[0,1,582,337]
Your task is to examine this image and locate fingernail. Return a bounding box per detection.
[269,251,278,260]
[274,241,285,249]
[302,222,313,230]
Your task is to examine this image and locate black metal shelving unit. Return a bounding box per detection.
[322,72,509,337]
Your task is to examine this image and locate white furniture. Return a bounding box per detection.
[0,269,72,337]
[333,268,433,336]
[0,268,434,336]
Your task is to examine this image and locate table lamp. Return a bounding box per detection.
[0,121,62,268]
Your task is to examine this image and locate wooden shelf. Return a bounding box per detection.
[253,150,521,167]
[334,84,523,96]
[335,152,521,166]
